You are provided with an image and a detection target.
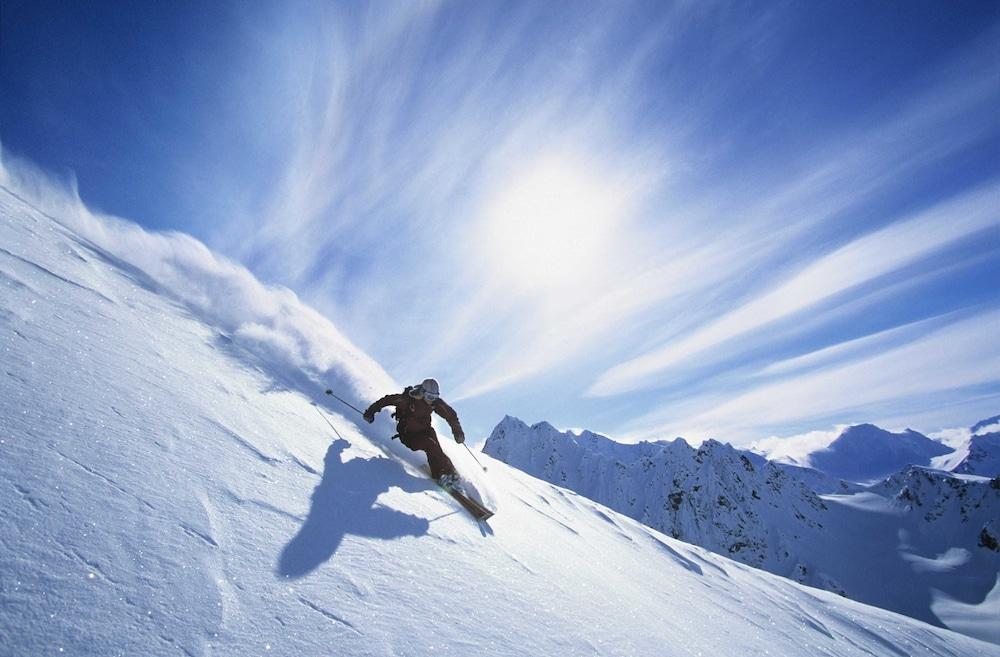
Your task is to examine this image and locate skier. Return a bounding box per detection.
[363,378,465,486]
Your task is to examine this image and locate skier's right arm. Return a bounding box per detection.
[363,394,403,423]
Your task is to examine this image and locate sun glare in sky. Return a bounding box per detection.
[480,156,632,293]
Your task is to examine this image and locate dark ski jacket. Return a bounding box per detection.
[366,389,465,441]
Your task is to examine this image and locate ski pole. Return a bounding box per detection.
[313,404,347,441]
[463,443,487,472]
[325,389,365,416]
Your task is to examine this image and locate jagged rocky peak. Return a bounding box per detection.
[498,413,521,426]
[483,417,828,573]
[873,465,1000,566]
[874,465,998,508]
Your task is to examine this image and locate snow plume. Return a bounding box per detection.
[750,425,848,466]
[931,426,978,450]
[973,420,1000,436]
[0,147,396,411]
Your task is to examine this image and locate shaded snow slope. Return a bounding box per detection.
[808,424,952,483]
[484,416,1000,644]
[2,188,999,656]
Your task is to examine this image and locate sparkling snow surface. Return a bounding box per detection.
[2,187,998,656]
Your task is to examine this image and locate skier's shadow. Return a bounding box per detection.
[277,439,430,579]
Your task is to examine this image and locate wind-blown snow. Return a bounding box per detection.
[750,426,847,466]
[972,417,1000,436]
[2,186,999,656]
[0,150,396,420]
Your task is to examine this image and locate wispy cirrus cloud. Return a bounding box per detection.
[588,181,1000,397]
[622,308,1000,444]
[5,2,997,442]
[225,8,998,441]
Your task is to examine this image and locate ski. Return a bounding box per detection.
[439,481,494,521]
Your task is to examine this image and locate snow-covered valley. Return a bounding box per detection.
[2,184,999,656]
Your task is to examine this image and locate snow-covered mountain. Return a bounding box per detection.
[949,416,1000,477]
[953,431,1000,477]
[4,184,999,657]
[869,466,1000,548]
[483,417,831,572]
[483,417,1000,644]
[759,418,1000,481]
[806,423,953,483]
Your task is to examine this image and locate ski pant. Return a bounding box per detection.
[398,428,457,480]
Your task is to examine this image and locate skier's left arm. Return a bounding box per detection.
[433,400,465,444]
[363,393,404,423]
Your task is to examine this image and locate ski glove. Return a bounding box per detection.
[455,432,465,444]
[363,410,375,424]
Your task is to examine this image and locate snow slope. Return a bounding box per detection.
[484,417,1000,644]
[773,462,866,495]
[2,185,999,656]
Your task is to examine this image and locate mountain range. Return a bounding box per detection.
[483,415,1000,643]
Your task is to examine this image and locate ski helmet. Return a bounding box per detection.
[415,377,440,401]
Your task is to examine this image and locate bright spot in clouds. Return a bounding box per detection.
[480,155,633,293]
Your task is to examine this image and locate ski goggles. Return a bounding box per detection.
[411,385,440,402]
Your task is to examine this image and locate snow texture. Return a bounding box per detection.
[2,183,999,656]
[484,417,1000,644]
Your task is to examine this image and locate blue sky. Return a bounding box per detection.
[3,1,998,445]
